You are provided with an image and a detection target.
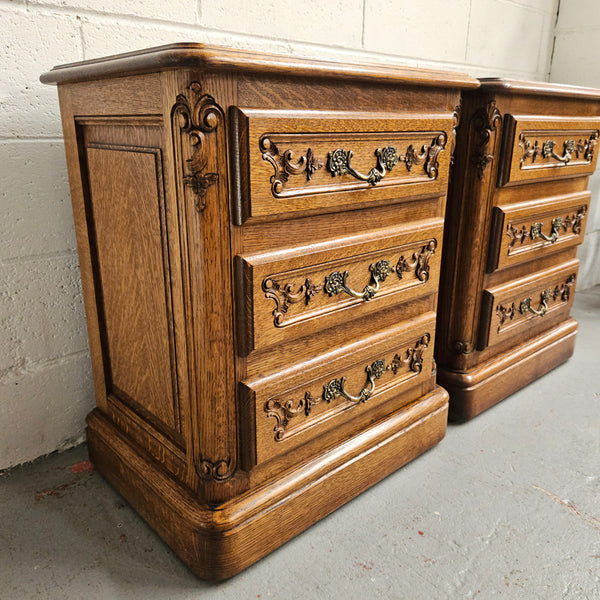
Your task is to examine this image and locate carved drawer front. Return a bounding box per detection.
[488,191,590,272]
[230,107,453,223]
[236,221,443,354]
[239,313,435,467]
[479,260,578,350]
[499,115,600,186]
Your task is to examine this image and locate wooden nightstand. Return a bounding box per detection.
[436,78,600,421]
[41,44,478,579]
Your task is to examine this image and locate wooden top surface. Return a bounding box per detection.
[40,42,480,88]
[479,77,600,100]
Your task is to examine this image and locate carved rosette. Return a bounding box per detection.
[171,81,224,212]
[470,100,502,180]
[453,340,474,355]
[265,335,430,441]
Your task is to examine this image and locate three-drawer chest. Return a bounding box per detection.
[436,79,600,421]
[41,44,478,578]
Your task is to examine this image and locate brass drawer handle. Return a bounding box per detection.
[323,360,386,404]
[542,140,575,164]
[520,289,552,316]
[531,217,563,244]
[328,146,399,185]
[324,260,391,301]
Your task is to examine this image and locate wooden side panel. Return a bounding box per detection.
[499,115,600,186]
[231,108,453,223]
[86,145,178,431]
[487,191,590,272]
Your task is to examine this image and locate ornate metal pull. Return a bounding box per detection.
[324,260,390,301]
[323,360,386,404]
[520,289,552,317]
[542,139,575,164]
[530,217,563,244]
[328,146,398,185]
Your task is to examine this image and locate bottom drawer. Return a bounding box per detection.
[479,260,578,350]
[240,312,436,468]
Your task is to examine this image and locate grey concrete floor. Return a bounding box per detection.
[2,287,600,600]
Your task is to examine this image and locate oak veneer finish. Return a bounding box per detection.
[437,78,600,421]
[41,44,478,579]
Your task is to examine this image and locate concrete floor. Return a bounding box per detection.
[1,287,599,600]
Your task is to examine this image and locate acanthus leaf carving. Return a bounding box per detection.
[470,100,502,180]
[172,81,223,212]
[450,100,462,167]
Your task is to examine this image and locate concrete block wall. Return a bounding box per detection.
[0,0,577,469]
[551,0,600,290]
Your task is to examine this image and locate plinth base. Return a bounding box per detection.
[438,319,577,422]
[86,386,448,580]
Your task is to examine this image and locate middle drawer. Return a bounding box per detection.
[236,220,443,354]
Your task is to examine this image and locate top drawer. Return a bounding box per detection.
[230,108,453,224]
[499,115,600,186]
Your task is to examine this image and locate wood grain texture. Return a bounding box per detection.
[86,145,178,430]
[231,108,452,223]
[237,220,442,354]
[44,45,471,578]
[437,80,600,419]
[40,42,479,89]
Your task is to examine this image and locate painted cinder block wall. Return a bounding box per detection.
[550,0,600,293]
[1,0,589,469]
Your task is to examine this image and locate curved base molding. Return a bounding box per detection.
[439,319,578,422]
[86,386,448,580]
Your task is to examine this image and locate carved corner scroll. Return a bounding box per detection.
[195,456,235,482]
[471,100,502,180]
[450,100,462,166]
[265,333,431,441]
[172,81,224,212]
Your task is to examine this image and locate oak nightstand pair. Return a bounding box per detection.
[41,45,600,579]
